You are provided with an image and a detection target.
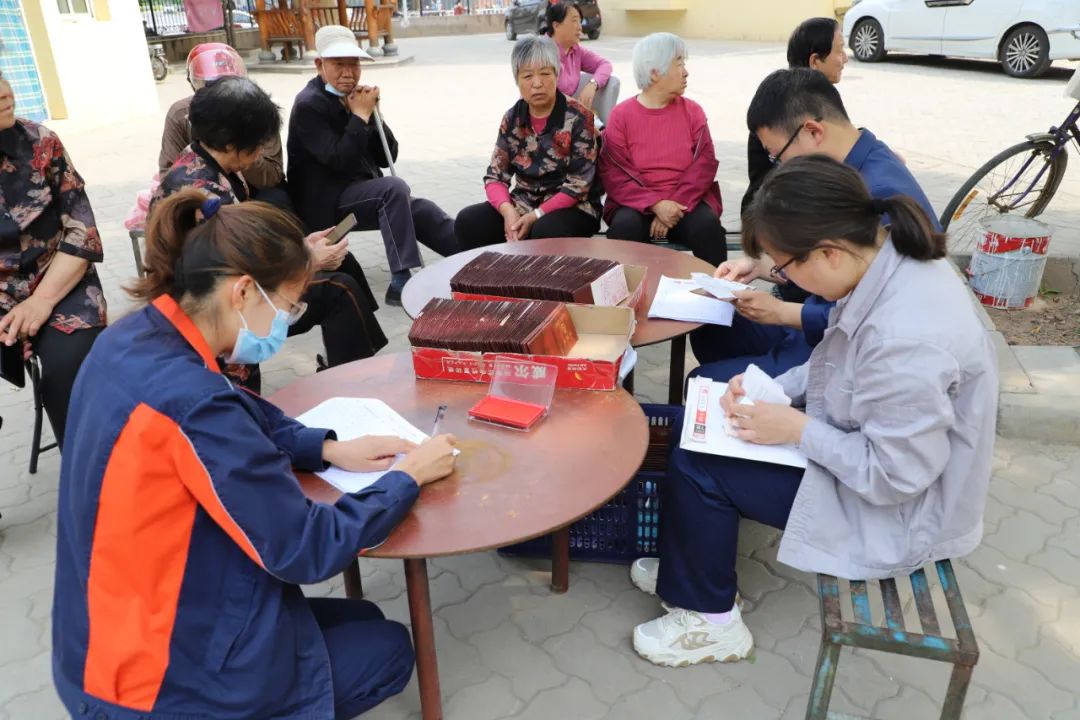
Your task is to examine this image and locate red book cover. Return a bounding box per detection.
[468,396,547,429]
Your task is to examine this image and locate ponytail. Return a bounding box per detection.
[743,154,944,262]
[126,189,311,304]
[873,195,946,261]
[128,189,204,302]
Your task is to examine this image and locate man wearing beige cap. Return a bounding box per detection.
[287,25,461,306]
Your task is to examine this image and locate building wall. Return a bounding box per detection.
[599,0,848,42]
[28,0,158,123]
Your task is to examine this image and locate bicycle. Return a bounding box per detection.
[940,65,1079,252]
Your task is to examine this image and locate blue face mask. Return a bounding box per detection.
[227,282,290,365]
[324,82,347,97]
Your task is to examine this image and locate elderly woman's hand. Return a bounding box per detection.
[0,295,56,346]
[499,203,522,242]
[509,210,539,242]
[578,81,598,110]
[649,217,669,240]
[651,200,687,228]
[306,230,349,271]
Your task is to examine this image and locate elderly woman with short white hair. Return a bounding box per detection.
[455,35,602,249]
[598,32,727,265]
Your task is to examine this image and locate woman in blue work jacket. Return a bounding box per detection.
[52,189,456,719]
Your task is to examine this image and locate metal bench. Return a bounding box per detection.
[809,559,979,719]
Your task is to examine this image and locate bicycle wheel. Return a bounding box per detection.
[940,139,1067,254]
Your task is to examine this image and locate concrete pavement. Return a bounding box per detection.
[2,33,1079,719]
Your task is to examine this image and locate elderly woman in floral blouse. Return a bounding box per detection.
[455,35,602,248]
[0,70,106,448]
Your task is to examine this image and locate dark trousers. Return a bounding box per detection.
[291,254,388,367]
[606,203,728,266]
[338,176,461,273]
[454,201,601,250]
[34,325,103,449]
[688,314,812,383]
[308,597,414,719]
[656,446,803,613]
[251,185,295,215]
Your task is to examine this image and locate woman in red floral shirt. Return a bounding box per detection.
[0,71,106,447]
[455,35,602,249]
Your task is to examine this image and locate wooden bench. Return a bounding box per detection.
[809,560,979,719]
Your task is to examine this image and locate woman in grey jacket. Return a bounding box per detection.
[630,154,998,669]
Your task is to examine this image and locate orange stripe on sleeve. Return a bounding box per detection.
[83,404,198,711]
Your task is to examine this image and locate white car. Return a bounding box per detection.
[843,0,1080,78]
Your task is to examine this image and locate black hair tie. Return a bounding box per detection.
[869,198,890,215]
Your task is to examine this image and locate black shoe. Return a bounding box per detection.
[384,284,403,307]
[385,270,410,307]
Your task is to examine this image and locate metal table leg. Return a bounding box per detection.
[405,558,442,720]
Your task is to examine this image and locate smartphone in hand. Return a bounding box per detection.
[326,213,358,245]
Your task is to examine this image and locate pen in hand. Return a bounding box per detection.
[431,404,448,437]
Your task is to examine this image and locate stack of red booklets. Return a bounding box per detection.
[450,252,623,304]
[408,298,579,357]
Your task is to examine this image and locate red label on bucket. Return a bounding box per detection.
[979,231,1051,256]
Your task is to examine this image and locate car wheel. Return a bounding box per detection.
[851,18,886,62]
[587,30,599,41]
[505,21,516,41]
[1000,25,1052,78]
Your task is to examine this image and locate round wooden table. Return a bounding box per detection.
[401,238,716,404]
[270,352,649,720]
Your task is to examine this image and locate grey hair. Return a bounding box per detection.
[632,32,688,90]
[511,36,560,79]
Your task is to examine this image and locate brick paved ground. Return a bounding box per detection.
[1,34,1078,719]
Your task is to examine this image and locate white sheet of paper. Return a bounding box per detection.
[648,276,735,326]
[689,273,753,300]
[740,363,792,406]
[680,376,807,469]
[295,397,437,494]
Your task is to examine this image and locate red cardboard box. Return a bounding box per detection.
[411,304,635,391]
[451,264,647,310]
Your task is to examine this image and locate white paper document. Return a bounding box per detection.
[295,397,436,494]
[648,276,735,326]
[680,374,807,469]
[689,272,753,301]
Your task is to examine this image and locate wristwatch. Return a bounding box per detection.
[533,208,545,220]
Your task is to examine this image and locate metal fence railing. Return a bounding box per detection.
[141,0,260,37]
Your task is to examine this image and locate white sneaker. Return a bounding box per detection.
[633,605,754,668]
[630,557,659,595]
[630,559,743,612]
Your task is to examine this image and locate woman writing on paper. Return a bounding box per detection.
[52,191,456,719]
[627,155,997,669]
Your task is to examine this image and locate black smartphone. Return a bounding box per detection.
[0,342,25,389]
[326,213,358,245]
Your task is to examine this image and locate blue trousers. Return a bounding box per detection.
[309,598,415,719]
[688,313,812,383]
[656,446,804,613]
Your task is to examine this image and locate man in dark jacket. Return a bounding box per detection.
[287,25,461,305]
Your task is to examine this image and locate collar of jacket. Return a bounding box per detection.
[843,128,879,173]
[151,294,222,373]
[833,235,904,338]
[512,90,569,136]
[190,140,248,202]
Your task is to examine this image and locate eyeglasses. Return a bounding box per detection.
[767,116,822,165]
[770,255,800,283]
[270,289,308,325]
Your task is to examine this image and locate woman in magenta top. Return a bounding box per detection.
[598,33,727,266]
[546,2,620,124]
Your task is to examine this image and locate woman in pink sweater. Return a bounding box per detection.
[546,2,620,124]
[598,33,727,266]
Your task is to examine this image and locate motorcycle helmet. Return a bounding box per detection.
[186,43,247,90]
